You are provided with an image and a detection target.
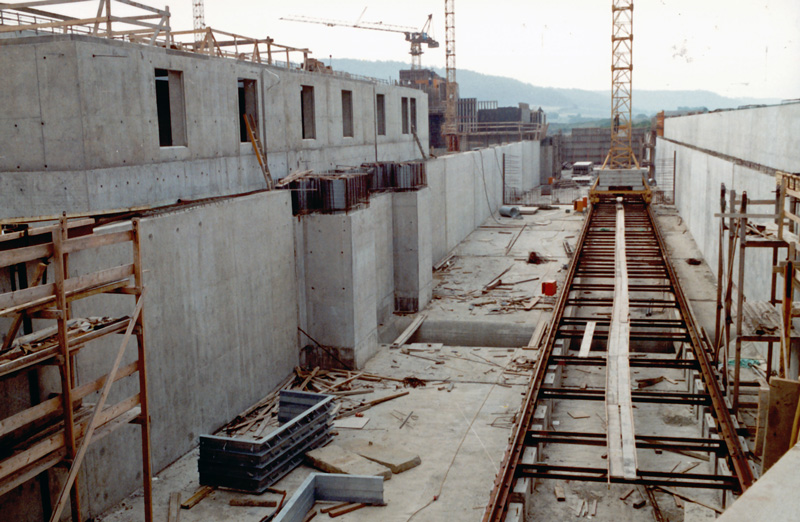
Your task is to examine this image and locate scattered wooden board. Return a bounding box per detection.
[578,321,596,358]
[181,485,213,509]
[168,492,181,522]
[390,315,426,349]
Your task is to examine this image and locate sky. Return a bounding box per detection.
[84,0,800,99]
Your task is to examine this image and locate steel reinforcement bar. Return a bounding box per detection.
[483,198,754,522]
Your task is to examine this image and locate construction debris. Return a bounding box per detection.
[181,486,213,510]
[273,474,384,522]
[554,483,566,501]
[636,376,665,389]
[342,441,422,473]
[305,445,392,480]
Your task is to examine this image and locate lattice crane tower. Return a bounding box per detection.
[193,0,205,42]
[607,0,638,168]
[444,0,458,152]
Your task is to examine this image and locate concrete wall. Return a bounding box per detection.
[662,103,800,173]
[0,35,427,219]
[428,141,540,264]
[658,103,800,303]
[295,141,541,368]
[0,192,298,520]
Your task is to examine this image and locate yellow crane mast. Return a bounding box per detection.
[443,0,458,152]
[606,0,639,169]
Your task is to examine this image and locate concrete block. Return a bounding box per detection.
[342,441,421,474]
[274,473,384,522]
[703,411,717,439]
[534,404,550,430]
[544,370,561,389]
[504,503,524,522]
[305,445,392,480]
[512,447,537,498]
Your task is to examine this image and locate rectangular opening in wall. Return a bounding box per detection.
[154,68,187,147]
[410,97,417,133]
[238,78,258,142]
[301,85,316,139]
[342,89,354,138]
[376,94,386,136]
[401,97,409,134]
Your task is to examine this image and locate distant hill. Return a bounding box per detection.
[331,58,779,122]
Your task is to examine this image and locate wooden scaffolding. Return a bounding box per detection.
[714,172,800,460]
[0,216,152,522]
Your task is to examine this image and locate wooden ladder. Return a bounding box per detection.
[244,114,274,190]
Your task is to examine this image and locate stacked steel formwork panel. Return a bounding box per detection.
[198,391,334,493]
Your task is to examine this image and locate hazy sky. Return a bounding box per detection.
[126,1,799,99]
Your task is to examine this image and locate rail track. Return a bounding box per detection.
[484,196,754,521]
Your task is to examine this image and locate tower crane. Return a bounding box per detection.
[192,0,205,42]
[443,0,458,152]
[605,0,639,168]
[280,13,439,70]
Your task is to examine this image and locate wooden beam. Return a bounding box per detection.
[390,314,426,348]
[578,321,596,358]
[48,290,146,522]
[606,202,637,480]
[0,263,134,314]
[761,377,800,472]
[0,361,138,438]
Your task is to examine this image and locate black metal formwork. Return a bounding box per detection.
[198,391,334,492]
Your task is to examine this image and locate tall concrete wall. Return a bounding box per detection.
[658,102,800,304]
[0,35,427,219]
[662,103,800,173]
[428,141,540,263]
[0,192,298,520]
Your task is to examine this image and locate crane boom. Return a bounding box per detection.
[281,14,439,70]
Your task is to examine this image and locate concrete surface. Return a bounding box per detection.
[663,102,800,173]
[717,441,800,521]
[0,34,427,218]
[393,188,433,312]
[341,441,422,474]
[305,445,392,480]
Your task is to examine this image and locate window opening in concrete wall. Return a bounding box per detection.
[402,97,410,134]
[410,97,417,132]
[376,94,386,136]
[301,85,316,139]
[155,68,187,147]
[238,78,258,142]
[342,90,354,138]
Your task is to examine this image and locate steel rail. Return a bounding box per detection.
[646,204,755,489]
[482,199,754,522]
[481,201,598,522]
